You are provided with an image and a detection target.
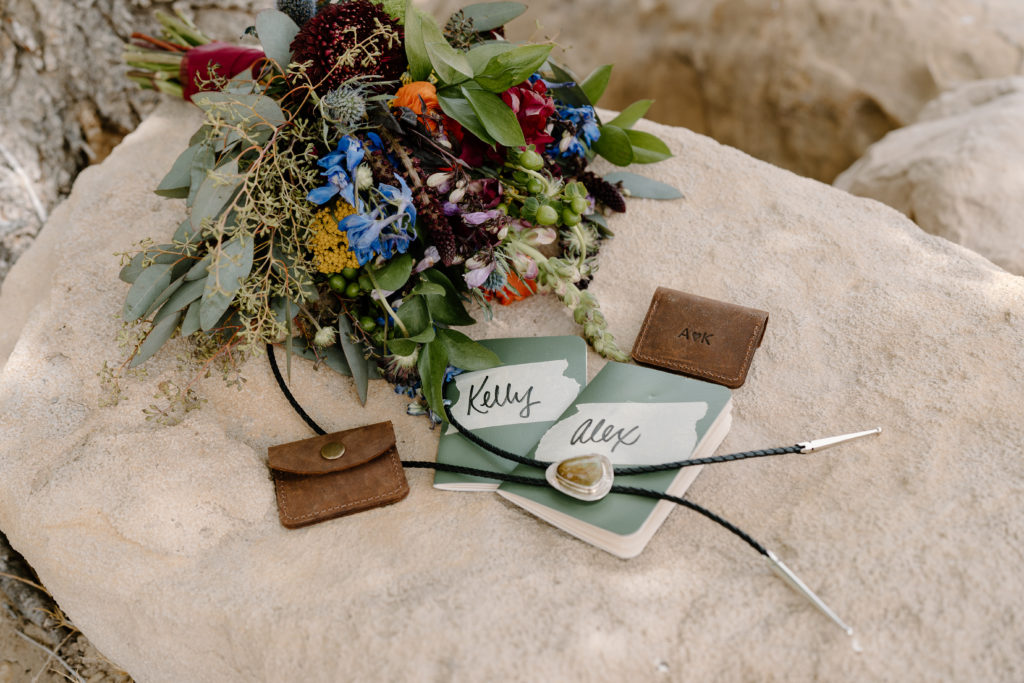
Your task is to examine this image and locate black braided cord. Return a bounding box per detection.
[267,343,769,556]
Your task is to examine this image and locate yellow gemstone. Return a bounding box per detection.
[320,442,346,460]
[557,456,605,488]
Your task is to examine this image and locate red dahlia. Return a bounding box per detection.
[289,1,406,93]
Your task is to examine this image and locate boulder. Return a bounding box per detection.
[835,77,1024,275]
[421,0,1024,181]
[1,100,1023,682]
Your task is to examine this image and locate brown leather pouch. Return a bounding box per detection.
[631,287,769,389]
[268,421,409,529]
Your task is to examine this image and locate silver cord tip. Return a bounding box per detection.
[798,427,882,453]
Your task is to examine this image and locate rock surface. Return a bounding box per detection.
[835,77,1024,275]
[423,0,1024,181]
[2,101,1023,682]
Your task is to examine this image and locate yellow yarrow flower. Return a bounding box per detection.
[309,202,360,274]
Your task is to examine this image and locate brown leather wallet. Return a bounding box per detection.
[631,287,769,389]
[268,421,409,529]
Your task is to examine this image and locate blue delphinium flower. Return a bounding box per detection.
[338,174,418,265]
[307,135,365,208]
[551,103,601,158]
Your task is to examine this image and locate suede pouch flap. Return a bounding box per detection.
[268,421,396,476]
[631,287,769,389]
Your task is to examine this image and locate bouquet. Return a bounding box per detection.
[118,0,680,420]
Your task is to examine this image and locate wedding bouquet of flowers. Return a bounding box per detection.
[118,0,679,417]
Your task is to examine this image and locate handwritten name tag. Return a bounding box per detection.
[534,401,709,466]
[448,360,581,431]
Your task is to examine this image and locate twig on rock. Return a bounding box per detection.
[15,631,86,683]
[0,142,48,224]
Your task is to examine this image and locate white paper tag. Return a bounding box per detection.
[533,401,709,465]
[446,360,581,432]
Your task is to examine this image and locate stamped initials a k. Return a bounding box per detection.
[677,328,713,345]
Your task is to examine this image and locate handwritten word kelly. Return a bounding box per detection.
[466,374,541,419]
[569,418,641,453]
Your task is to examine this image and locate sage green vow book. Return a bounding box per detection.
[433,336,588,491]
[497,362,732,558]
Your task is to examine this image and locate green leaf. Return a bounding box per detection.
[603,171,684,200]
[437,90,496,145]
[426,40,474,84]
[156,143,200,198]
[580,64,613,105]
[180,299,202,337]
[404,2,432,81]
[420,269,475,325]
[591,124,634,166]
[123,263,174,322]
[607,100,653,130]
[546,61,590,107]
[387,338,418,357]
[396,295,431,338]
[459,2,527,32]
[338,316,370,405]
[145,274,186,317]
[130,311,183,368]
[418,337,449,417]
[190,157,241,233]
[293,341,352,377]
[461,84,524,147]
[200,233,254,331]
[119,246,181,284]
[191,92,286,145]
[466,42,517,74]
[187,144,215,208]
[626,129,672,163]
[255,9,299,69]
[185,253,212,281]
[410,281,445,297]
[475,44,553,93]
[367,253,413,291]
[153,276,206,324]
[437,328,500,371]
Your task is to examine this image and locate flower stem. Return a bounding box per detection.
[366,269,408,336]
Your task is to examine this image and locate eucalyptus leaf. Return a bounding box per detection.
[255,9,299,69]
[368,253,413,291]
[270,295,299,327]
[418,337,449,417]
[190,158,241,233]
[591,124,634,166]
[580,64,613,105]
[119,246,180,284]
[294,341,352,377]
[459,2,527,31]
[437,328,500,371]
[410,281,445,297]
[123,262,174,322]
[437,90,496,145]
[191,92,286,141]
[603,171,684,200]
[475,44,552,93]
[607,99,653,130]
[156,143,200,198]
[180,299,202,337]
[420,269,474,325]
[200,232,254,331]
[130,311,183,368]
[185,253,212,281]
[153,277,207,324]
[145,274,186,318]
[338,316,369,405]
[172,218,201,244]
[396,295,431,338]
[466,42,517,74]
[461,84,525,147]
[187,143,215,208]
[404,2,432,81]
[626,129,672,163]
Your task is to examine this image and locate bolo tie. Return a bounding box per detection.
[268,343,878,645]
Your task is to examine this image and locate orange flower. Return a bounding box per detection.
[392,81,441,132]
[486,271,539,306]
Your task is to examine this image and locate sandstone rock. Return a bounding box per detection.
[421,0,1024,181]
[835,77,1024,275]
[1,101,1023,682]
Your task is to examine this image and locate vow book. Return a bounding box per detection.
[433,336,588,491]
[497,362,733,558]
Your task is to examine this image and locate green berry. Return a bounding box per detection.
[527,178,544,195]
[570,197,588,214]
[328,274,347,293]
[341,267,359,280]
[535,205,558,225]
[359,316,377,332]
[562,209,582,226]
[358,274,372,291]
[345,282,361,298]
[519,149,544,171]
[496,203,508,215]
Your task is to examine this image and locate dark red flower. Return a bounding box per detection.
[289,1,406,94]
[501,79,556,147]
[180,42,265,101]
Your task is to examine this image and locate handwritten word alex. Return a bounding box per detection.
[569,418,641,453]
[466,374,541,419]
[677,328,713,345]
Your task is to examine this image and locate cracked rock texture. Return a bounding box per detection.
[1,100,1022,681]
[835,77,1024,275]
